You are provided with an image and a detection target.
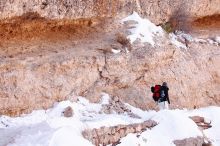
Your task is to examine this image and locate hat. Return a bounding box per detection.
[162,82,167,86]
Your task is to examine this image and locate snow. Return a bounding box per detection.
[48,127,92,146]
[139,110,202,146]
[215,36,220,43]
[187,106,220,145]
[119,107,220,146]
[191,36,220,46]
[122,12,164,46]
[112,49,121,54]
[169,33,187,50]
[117,133,147,146]
[121,12,219,50]
[1,95,220,146]
[194,38,207,43]
[100,93,110,104]
[169,31,220,48]
[174,31,194,42]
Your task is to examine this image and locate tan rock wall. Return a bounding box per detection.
[0,55,105,115]
[0,0,219,24]
[85,42,220,110]
[0,39,220,115]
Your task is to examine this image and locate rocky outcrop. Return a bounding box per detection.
[173,137,205,146]
[0,0,219,25]
[101,96,140,118]
[174,136,213,146]
[189,116,213,146]
[82,120,157,146]
[62,106,73,117]
[190,116,212,130]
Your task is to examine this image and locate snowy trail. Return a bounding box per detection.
[0,127,23,145]
[0,94,220,146]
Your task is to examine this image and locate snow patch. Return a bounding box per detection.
[215,36,220,43]
[119,109,203,146]
[122,12,164,46]
[112,49,121,54]
[169,33,187,49]
[49,127,93,146]
[194,38,207,43]
[117,133,147,146]
[100,93,110,104]
[187,106,220,146]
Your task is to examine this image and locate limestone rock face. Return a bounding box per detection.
[0,0,219,24]
[87,42,220,110]
[0,54,105,115]
[1,36,219,115]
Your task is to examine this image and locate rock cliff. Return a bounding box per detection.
[0,19,220,115]
[0,1,220,116]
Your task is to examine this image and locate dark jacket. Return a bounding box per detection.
[159,85,170,104]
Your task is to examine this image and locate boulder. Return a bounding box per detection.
[62,106,73,117]
[174,137,204,146]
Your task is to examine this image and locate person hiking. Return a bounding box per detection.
[151,82,170,110]
[158,82,170,110]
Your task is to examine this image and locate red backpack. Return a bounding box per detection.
[152,85,161,102]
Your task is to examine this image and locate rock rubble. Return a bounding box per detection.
[82,120,157,146]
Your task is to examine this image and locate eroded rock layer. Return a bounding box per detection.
[0,0,219,24]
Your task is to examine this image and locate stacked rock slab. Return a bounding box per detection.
[82,120,157,146]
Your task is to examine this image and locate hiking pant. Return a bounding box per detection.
[158,101,169,110]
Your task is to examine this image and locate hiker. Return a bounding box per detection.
[151,82,170,110]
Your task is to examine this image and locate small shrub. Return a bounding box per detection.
[161,22,174,33]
